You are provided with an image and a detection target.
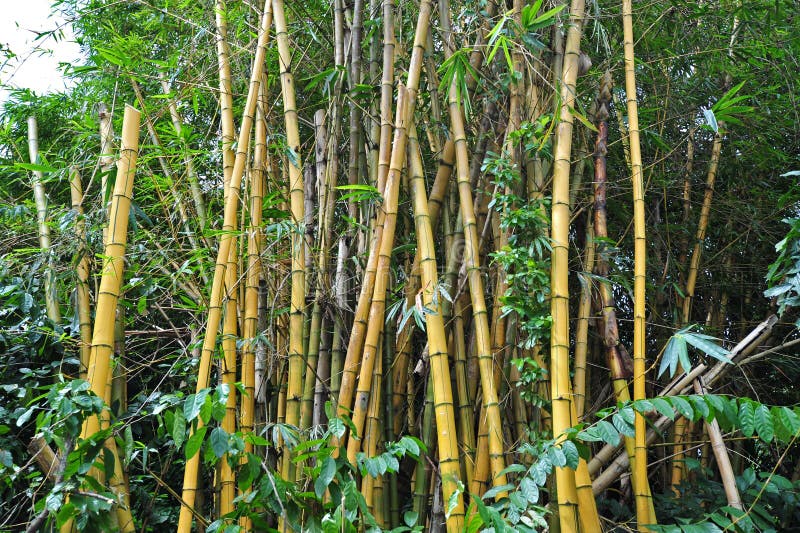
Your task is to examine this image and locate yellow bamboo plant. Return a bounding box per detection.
[176,4,271,529]
[621,0,658,527]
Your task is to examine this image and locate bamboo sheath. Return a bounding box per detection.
[409,120,465,531]
[176,4,271,529]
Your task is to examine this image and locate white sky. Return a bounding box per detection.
[0,0,82,104]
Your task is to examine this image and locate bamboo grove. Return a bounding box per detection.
[1,0,799,531]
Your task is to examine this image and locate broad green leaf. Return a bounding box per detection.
[651,397,676,420]
[520,477,539,504]
[184,389,209,422]
[671,396,695,421]
[209,427,229,458]
[612,413,635,438]
[315,456,336,499]
[739,400,755,437]
[753,404,774,442]
[185,426,207,460]
[561,440,580,469]
[596,420,621,446]
[172,410,186,448]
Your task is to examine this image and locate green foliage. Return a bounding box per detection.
[659,326,733,378]
[765,217,800,324]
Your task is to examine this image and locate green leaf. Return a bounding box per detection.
[651,397,676,420]
[16,162,59,173]
[315,456,336,499]
[683,332,733,365]
[596,420,621,446]
[612,413,635,438]
[184,389,209,422]
[520,477,539,504]
[404,510,419,528]
[739,400,755,437]
[172,410,186,448]
[185,426,207,460]
[561,440,580,469]
[671,396,695,421]
[753,404,774,442]
[210,427,229,458]
[661,334,687,378]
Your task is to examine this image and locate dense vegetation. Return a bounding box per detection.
[1,0,799,531]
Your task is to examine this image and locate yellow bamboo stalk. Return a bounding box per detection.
[159,73,207,229]
[69,106,139,533]
[345,87,411,462]
[242,80,268,454]
[409,120,465,531]
[443,57,508,503]
[272,0,306,483]
[672,105,723,497]
[621,1,657,527]
[81,105,140,439]
[549,0,586,528]
[342,0,432,456]
[573,220,594,419]
[176,5,271,529]
[69,167,92,378]
[27,116,61,324]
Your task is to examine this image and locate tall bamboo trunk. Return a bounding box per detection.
[27,116,61,324]
[69,167,92,378]
[409,120,465,531]
[271,0,306,481]
[549,0,587,529]
[176,4,271,528]
[70,105,140,533]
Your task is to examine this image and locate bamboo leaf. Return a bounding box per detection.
[683,331,733,365]
[660,334,687,378]
[651,397,677,419]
